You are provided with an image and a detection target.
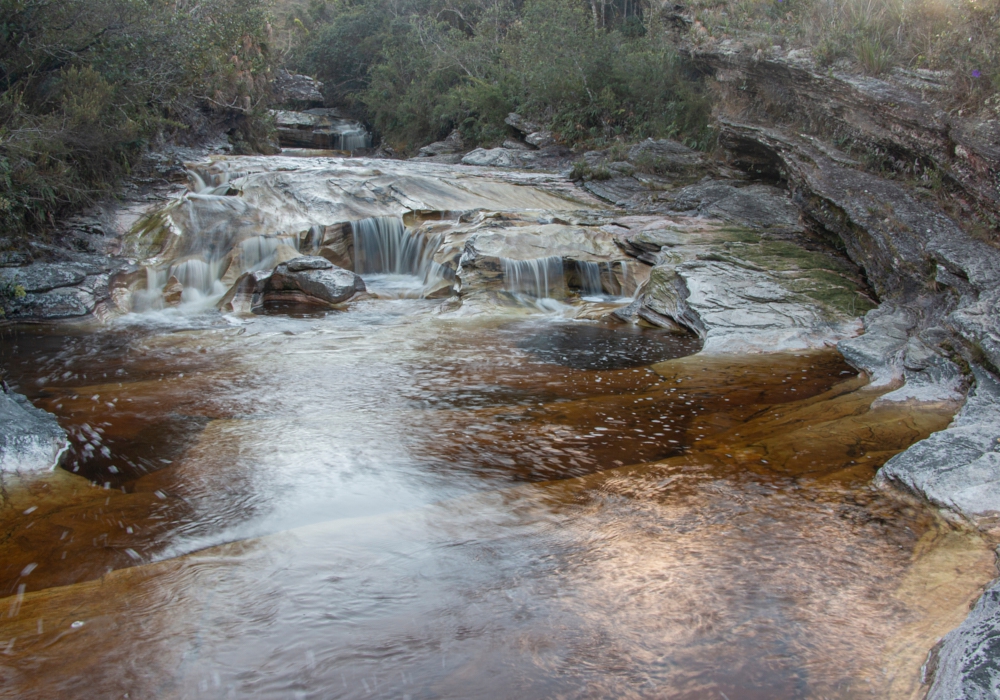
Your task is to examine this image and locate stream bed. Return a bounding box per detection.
[0,294,994,699]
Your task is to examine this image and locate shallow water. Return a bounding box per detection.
[0,295,993,699]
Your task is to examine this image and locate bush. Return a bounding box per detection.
[0,0,276,242]
[292,0,714,152]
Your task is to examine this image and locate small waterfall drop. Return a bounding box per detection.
[351,217,441,279]
[576,261,604,298]
[335,126,371,151]
[501,257,566,299]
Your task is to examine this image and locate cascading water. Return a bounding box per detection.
[574,261,628,300]
[501,256,566,299]
[576,261,604,298]
[334,126,371,151]
[350,216,446,297]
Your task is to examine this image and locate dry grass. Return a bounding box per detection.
[688,0,999,109]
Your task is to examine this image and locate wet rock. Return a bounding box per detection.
[640,258,862,353]
[162,276,184,306]
[272,69,324,109]
[264,256,366,306]
[272,110,370,151]
[4,287,95,319]
[926,575,1000,700]
[219,270,271,314]
[877,369,1000,529]
[0,387,68,474]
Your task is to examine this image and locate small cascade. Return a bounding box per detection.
[351,217,441,280]
[501,256,566,299]
[576,261,604,298]
[238,234,300,272]
[335,126,371,151]
[169,259,219,294]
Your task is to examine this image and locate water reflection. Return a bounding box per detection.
[0,299,992,699]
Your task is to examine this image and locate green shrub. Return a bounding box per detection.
[0,0,276,242]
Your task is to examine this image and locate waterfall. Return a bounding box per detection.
[169,259,220,295]
[576,261,604,297]
[351,216,441,281]
[336,127,371,151]
[501,256,565,298]
[238,234,299,272]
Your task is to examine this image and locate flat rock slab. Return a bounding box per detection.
[0,263,88,293]
[877,369,1000,528]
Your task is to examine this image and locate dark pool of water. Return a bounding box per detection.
[0,300,988,700]
[512,319,702,370]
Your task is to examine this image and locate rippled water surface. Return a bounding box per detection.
[0,296,993,699]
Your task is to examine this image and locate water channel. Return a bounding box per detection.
[0,157,994,699]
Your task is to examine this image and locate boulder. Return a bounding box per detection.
[461,148,519,168]
[0,387,68,474]
[264,256,366,306]
[416,130,465,157]
[525,131,556,149]
[504,113,544,136]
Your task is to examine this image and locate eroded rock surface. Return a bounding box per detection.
[0,387,67,474]
[926,575,1000,700]
[264,256,366,306]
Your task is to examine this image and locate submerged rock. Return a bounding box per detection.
[0,387,68,474]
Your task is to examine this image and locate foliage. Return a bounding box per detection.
[290,0,713,152]
[0,278,26,317]
[688,0,999,102]
[0,0,276,242]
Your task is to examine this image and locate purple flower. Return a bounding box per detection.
[971,69,982,78]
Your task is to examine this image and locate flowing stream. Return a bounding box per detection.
[0,158,995,699]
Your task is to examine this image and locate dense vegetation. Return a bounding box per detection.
[287,0,997,153]
[287,0,715,153]
[0,0,275,242]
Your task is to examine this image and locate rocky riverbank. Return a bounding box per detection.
[1,57,998,694]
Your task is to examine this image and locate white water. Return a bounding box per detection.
[501,256,566,299]
[351,216,447,297]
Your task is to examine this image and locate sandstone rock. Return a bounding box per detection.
[502,139,533,151]
[461,148,519,168]
[0,387,68,474]
[504,113,544,136]
[627,138,705,175]
[925,575,1000,700]
[876,368,1000,529]
[525,131,556,149]
[417,130,464,157]
[162,276,184,305]
[264,256,365,306]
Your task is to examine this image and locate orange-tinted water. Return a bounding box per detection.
[0,299,992,699]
